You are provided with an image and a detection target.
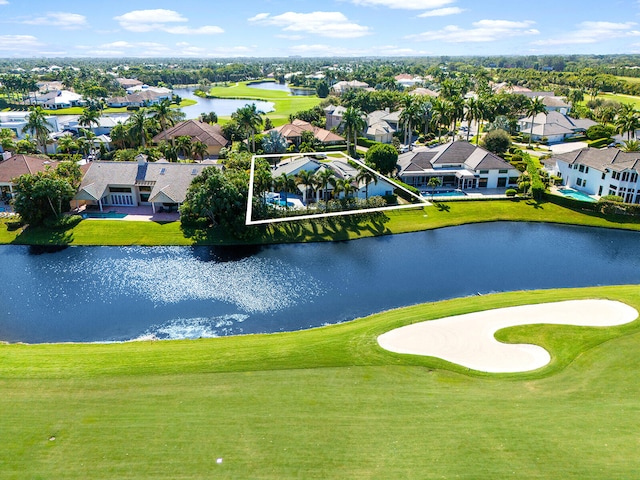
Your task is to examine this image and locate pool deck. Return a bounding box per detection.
[73,206,180,222]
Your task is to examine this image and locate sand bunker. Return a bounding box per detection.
[377,299,638,373]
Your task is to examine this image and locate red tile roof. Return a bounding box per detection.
[0,154,60,183]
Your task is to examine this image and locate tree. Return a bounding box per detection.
[261,130,288,159]
[621,139,640,152]
[314,168,335,201]
[295,169,315,205]
[192,141,209,162]
[355,165,377,200]
[525,97,546,146]
[180,166,248,234]
[56,134,77,154]
[334,177,357,200]
[339,106,366,156]
[12,165,77,225]
[232,103,264,153]
[482,129,511,155]
[176,135,193,159]
[427,176,442,199]
[151,98,185,142]
[274,172,297,204]
[464,96,480,142]
[316,81,329,98]
[199,111,218,124]
[126,109,150,148]
[365,143,398,176]
[615,104,640,140]
[0,128,16,153]
[77,107,101,135]
[399,96,421,147]
[22,106,53,153]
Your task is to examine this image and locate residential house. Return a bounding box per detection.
[74,159,214,213]
[324,105,348,130]
[106,88,171,108]
[0,111,60,141]
[544,147,640,204]
[115,78,144,89]
[0,154,63,200]
[365,109,401,144]
[151,120,230,157]
[522,92,571,114]
[518,111,596,144]
[267,119,344,147]
[272,155,395,203]
[33,90,85,109]
[330,80,370,95]
[394,74,423,89]
[409,87,439,98]
[397,141,519,191]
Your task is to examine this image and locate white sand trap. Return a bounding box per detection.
[377,300,638,373]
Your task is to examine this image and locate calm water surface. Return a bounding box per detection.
[1,223,639,343]
[173,88,274,119]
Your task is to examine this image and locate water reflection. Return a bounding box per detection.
[1,223,639,343]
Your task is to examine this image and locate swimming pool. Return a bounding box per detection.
[422,190,467,199]
[82,211,129,219]
[557,188,597,203]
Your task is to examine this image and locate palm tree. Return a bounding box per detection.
[339,106,366,156]
[261,130,288,163]
[77,107,101,136]
[464,97,481,142]
[75,136,90,157]
[232,103,264,152]
[110,122,129,150]
[192,140,208,162]
[431,98,451,144]
[615,104,640,140]
[449,95,464,141]
[0,128,16,153]
[622,139,640,152]
[427,176,442,199]
[355,165,377,200]
[334,177,357,200]
[295,169,315,205]
[314,168,335,202]
[151,98,185,142]
[199,111,218,124]
[525,97,547,147]
[176,135,193,159]
[399,96,422,148]
[275,172,297,205]
[22,106,53,153]
[57,134,77,154]
[126,109,150,148]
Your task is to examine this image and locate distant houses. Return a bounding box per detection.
[517,111,596,144]
[266,119,344,147]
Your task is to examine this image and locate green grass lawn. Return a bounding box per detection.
[1,285,640,479]
[206,80,322,126]
[594,92,640,108]
[1,199,639,246]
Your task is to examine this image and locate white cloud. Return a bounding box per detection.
[21,12,88,29]
[407,19,539,43]
[349,0,453,9]
[0,35,42,51]
[114,9,223,34]
[418,7,464,17]
[0,1,8,4]
[249,11,371,38]
[533,21,640,46]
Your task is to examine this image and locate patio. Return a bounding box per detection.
[73,205,180,222]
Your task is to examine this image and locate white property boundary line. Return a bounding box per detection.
[246,151,429,226]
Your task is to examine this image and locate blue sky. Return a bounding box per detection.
[1,0,640,58]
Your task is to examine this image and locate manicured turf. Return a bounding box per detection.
[2,198,639,246]
[1,285,640,479]
[206,81,322,126]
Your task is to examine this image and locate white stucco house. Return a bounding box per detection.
[397,141,520,191]
[0,111,60,140]
[544,147,640,204]
[518,111,596,144]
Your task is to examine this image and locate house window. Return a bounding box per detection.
[139,186,151,192]
[631,172,638,183]
[598,186,603,196]
[612,172,620,180]
[499,169,508,174]
[479,170,489,174]
[583,180,587,187]
[602,172,606,180]
[109,187,132,193]
[577,178,583,186]
[578,165,585,172]
[610,184,617,191]
[622,172,629,182]
[585,166,589,174]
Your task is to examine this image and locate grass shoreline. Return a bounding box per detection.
[2,198,639,246]
[2,285,640,479]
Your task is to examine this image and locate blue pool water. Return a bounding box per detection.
[82,211,128,219]
[557,188,597,203]
[422,190,467,198]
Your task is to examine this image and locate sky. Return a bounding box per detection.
[1,0,640,58]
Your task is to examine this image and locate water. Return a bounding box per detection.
[173,88,275,119]
[1,223,639,344]
[557,188,597,203]
[247,81,315,96]
[422,190,467,198]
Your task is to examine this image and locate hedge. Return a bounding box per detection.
[586,137,612,148]
[356,137,379,148]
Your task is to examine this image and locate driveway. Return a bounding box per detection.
[548,141,588,154]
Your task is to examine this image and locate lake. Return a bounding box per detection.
[173,88,275,119]
[1,222,639,344]
[247,81,315,96]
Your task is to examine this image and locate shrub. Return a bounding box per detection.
[382,194,398,205]
[587,137,612,148]
[586,124,615,141]
[481,129,511,155]
[505,189,518,197]
[356,137,378,148]
[600,194,624,203]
